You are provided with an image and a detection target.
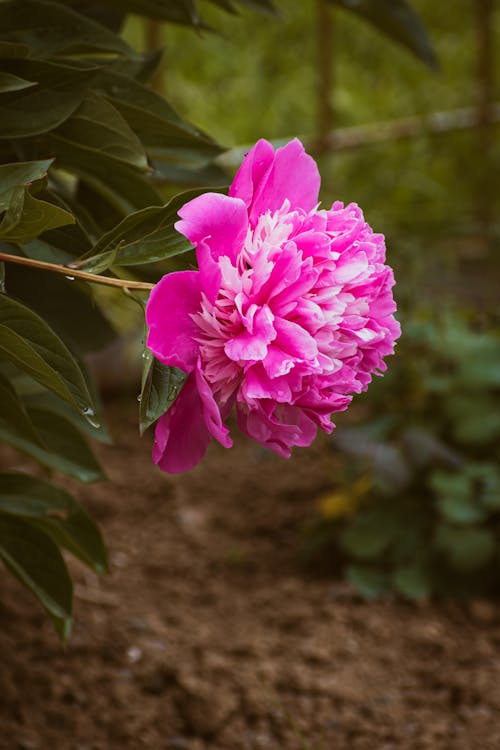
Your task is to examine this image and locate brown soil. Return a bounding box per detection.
[2,402,500,750]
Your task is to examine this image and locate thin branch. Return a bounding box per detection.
[0,252,154,291]
[315,103,500,152]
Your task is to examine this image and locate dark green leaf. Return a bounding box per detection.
[140,347,187,434]
[0,0,133,58]
[0,160,52,212]
[2,404,105,482]
[0,72,36,93]
[0,59,97,139]
[0,514,72,623]
[340,508,396,560]
[54,92,148,172]
[0,293,96,417]
[96,71,223,166]
[0,370,44,448]
[26,390,112,445]
[330,0,438,70]
[435,524,495,572]
[437,495,486,525]
[0,41,29,59]
[47,134,161,212]
[80,186,225,268]
[393,564,430,599]
[0,188,74,243]
[347,565,390,599]
[5,262,117,354]
[0,473,107,573]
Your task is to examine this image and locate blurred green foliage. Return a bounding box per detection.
[137,0,500,598]
[305,314,500,598]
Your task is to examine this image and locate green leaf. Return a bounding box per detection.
[330,0,438,70]
[0,0,134,59]
[96,71,223,167]
[340,508,396,560]
[0,160,53,212]
[0,189,74,243]
[140,347,187,434]
[435,524,495,572]
[2,404,105,482]
[0,41,29,59]
[0,370,44,448]
[0,514,72,624]
[0,59,97,139]
[0,473,107,573]
[54,92,148,173]
[25,390,112,445]
[0,72,36,93]
[5,262,117,354]
[80,187,225,269]
[437,496,487,525]
[393,564,431,599]
[0,294,96,417]
[47,134,161,212]
[430,471,471,501]
[346,565,390,599]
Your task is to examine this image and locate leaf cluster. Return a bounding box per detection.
[0,0,238,635]
[309,314,500,600]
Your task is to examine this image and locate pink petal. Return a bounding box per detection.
[152,372,211,474]
[229,138,275,209]
[195,362,233,448]
[274,317,318,360]
[224,306,276,362]
[251,139,320,221]
[175,192,248,264]
[196,239,221,304]
[146,271,201,372]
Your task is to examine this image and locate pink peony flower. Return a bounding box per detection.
[146,138,401,473]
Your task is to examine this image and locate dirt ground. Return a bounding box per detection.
[2,402,500,750]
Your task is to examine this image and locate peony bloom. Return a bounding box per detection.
[146,138,400,473]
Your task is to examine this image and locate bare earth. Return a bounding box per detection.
[1,402,500,750]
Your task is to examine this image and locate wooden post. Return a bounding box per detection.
[315,0,335,151]
[475,0,495,251]
[144,19,165,95]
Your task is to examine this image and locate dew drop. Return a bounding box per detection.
[137,395,142,403]
[82,406,101,429]
[65,275,75,281]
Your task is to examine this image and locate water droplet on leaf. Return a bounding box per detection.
[82,406,100,429]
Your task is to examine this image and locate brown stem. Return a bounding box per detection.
[0,253,154,291]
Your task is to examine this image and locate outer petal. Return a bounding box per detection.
[251,139,320,221]
[146,271,201,372]
[152,371,211,474]
[236,399,317,458]
[175,192,248,264]
[229,138,275,209]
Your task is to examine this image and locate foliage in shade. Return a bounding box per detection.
[305,316,500,599]
[0,0,232,636]
[0,0,437,632]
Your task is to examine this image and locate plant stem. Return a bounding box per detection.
[0,252,154,291]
